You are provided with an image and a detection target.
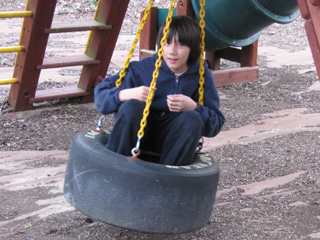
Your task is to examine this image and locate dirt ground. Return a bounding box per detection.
[1,0,320,239]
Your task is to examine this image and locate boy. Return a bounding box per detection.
[94,15,225,166]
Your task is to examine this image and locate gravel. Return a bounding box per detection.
[1,1,320,239]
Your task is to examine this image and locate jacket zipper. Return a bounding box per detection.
[175,75,179,93]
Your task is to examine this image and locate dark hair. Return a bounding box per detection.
[157,15,201,67]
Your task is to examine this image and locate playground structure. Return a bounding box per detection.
[1,0,130,111]
[0,0,318,112]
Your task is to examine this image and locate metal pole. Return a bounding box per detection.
[0,46,26,53]
[0,11,33,18]
[0,79,19,85]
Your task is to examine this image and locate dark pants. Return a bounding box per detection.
[107,99,203,166]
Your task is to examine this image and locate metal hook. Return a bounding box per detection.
[96,115,106,131]
[131,136,142,157]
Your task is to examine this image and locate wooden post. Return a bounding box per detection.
[176,0,194,17]
[139,7,158,60]
[298,0,320,81]
[206,51,221,70]
[8,0,57,111]
[241,41,258,67]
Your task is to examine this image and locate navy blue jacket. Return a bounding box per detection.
[94,54,225,138]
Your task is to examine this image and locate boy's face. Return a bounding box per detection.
[163,36,190,74]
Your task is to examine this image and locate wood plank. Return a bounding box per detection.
[30,86,90,103]
[140,49,156,59]
[45,20,112,33]
[37,55,101,69]
[212,67,259,87]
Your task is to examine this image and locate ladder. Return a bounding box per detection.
[4,0,129,111]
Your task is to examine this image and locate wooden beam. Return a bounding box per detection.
[213,67,259,87]
[37,55,101,69]
[45,20,112,33]
[30,86,90,103]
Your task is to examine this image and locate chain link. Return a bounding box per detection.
[115,0,155,87]
[198,0,206,105]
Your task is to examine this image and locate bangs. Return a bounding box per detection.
[157,16,201,66]
[166,20,193,47]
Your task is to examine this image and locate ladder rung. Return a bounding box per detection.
[0,46,26,53]
[30,86,90,103]
[0,78,19,85]
[37,55,101,69]
[45,20,112,33]
[0,11,33,18]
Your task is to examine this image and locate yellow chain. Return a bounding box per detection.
[84,0,102,54]
[115,0,155,87]
[136,0,177,141]
[198,0,206,106]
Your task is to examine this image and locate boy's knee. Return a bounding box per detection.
[178,111,203,133]
[182,111,202,125]
[114,99,145,127]
[118,99,145,115]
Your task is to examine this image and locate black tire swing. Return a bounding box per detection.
[63,0,220,234]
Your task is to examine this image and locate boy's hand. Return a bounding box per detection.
[119,86,151,102]
[167,94,197,112]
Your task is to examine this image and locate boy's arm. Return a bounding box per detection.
[119,86,151,102]
[94,75,122,115]
[94,63,150,114]
[194,67,226,138]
